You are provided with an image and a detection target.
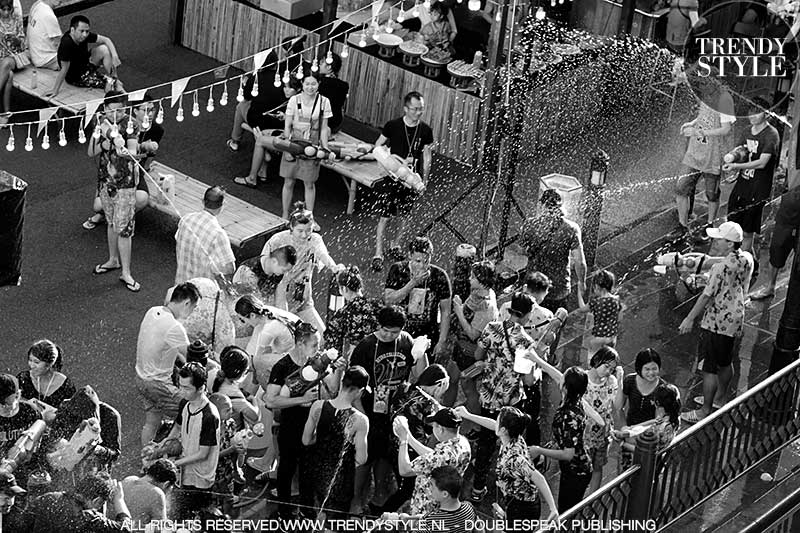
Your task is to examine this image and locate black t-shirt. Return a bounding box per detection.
[350,332,415,419]
[733,123,780,203]
[776,187,800,227]
[385,261,452,339]
[0,402,41,456]
[247,83,291,130]
[319,77,349,131]
[141,123,165,144]
[268,354,311,430]
[57,31,99,83]
[381,118,434,175]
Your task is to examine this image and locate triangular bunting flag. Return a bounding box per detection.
[37,107,58,137]
[171,77,191,107]
[213,66,230,79]
[128,89,147,102]
[84,99,103,122]
[253,49,270,71]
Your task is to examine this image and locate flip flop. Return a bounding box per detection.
[680,409,706,424]
[93,264,120,275]
[120,278,141,292]
[233,176,258,188]
[692,395,724,409]
[371,256,384,272]
[749,288,775,300]
[226,139,239,152]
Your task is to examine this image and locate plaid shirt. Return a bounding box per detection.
[175,210,235,284]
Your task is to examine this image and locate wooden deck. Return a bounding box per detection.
[13,67,104,115]
[145,161,287,248]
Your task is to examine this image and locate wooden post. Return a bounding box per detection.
[617,0,635,36]
[169,0,187,46]
[319,0,339,42]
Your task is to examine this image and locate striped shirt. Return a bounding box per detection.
[419,502,478,533]
[175,210,235,284]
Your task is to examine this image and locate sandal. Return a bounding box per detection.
[680,409,706,424]
[233,176,258,188]
[93,263,120,275]
[749,287,775,300]
[226,139,239,152]
[371,256,384,272]
[82,214,105,230]
[692,395,724,409]
[120,278,141,292]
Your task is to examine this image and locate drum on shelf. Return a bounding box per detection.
[399,41,428,68]
[421,52,449,78]
[446,60,482,90]
[374,33,404,59]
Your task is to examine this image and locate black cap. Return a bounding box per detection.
[425,407,462,429]
[187,340,209,364]
[204,186,225,209]
[540,189,562,208]
[0,374,18,403]
[509,292,534,317]
[0,472,25,495]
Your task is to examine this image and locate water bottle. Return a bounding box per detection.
[31,69,37,90]
[472,51,483,69]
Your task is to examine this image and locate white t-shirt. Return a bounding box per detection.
[135,306,190,383]
[27,1,62,67]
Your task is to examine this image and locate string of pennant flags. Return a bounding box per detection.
[0,0,408,152]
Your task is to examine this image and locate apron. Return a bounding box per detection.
[280,94,325,183]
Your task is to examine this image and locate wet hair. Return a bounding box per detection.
[170,282,201,305]
[294,322,319,344]
[213,346,251,392]
[524,271,552,294]
[562,366,588,405]
[103,90,127,108]
[70,15,90,29]
[271,245,298,266]
[430,2,449,17]
[28,339,64,371]
[178,362,208,390]
[498,406,531,440]
[540,189,562,209]
[235,294,272,319]
[593,270,616,292]
[430,465,462,498]
[327,53,343,75]
[404,91,424,106]
[471,260,495,290]
[73,471,114,505]
[289,201,314,227]
[654,384,681,428]
[589,346,619,369]
[408,235,433,255]
[377,305,407,329]
[337,265,363,293]
[145,458,179,486]
[749,97,771,113]
[415,364,448,387]
[634,348,662,376]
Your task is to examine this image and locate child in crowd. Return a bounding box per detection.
[584,347,624,493]
[419,466,479,532]
[417,3,455,61]
[209,393,245,514]
[613,383,681,458]
[577,270,623,359]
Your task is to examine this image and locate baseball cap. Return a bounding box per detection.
[706,221,743,243]
[425,407,462,428]
[509,292,535,317]
[344,366,372,393]
[0,374,18,403]
[203,186,225,209]
[0,472,25,495]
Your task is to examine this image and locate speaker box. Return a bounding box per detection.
[0,171,26,287]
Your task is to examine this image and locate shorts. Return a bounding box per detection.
[135,375,182,419]
[770,224,798,269]
[699,330,736,374]
[727,195,766,234]
[676,170,721,202]
[375,178,419,218]
[588,442,609,469]
[99,184,136,237]
[73,63,108,89]
[366,415,393,462]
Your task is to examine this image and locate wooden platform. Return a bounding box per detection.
[322,131,386,215]
[13,67,104,114]
[145,161,287,248]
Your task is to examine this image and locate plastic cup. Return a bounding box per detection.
[412,336,430,361]
[514,348,534,374]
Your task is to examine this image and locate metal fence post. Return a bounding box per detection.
[626,429,658,526]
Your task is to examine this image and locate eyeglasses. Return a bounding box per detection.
[406,106,425,112]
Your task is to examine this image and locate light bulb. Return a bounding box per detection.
[358,33,367,47]
[142,113,151,130]
[126,118,134,135]
[220,84,229,106]
[155,106,164,124]
[93,123,102,139]
[283,69,291,84]
[78,126,87,144]
[176,106,184,122]
[326,51,333,64]
[386,24,394,33]
[424,0,430,8]
[25,136,33,151]
[468,0,480,10]
[206,96,215,113]
[295,69,304,80]
[192,101,200,117]
[397,11,405,22]
[311,58,319,72]
[413,7,420,16]
[274,71,281,87]
[109,123,119,138]
[535,6,546,19]
[59,130,67,147]
[341,45,349,58]
[5,130,14,151]
[251,79,259,97]
[41,133,50,150]
[236,77,245,102]
[496,10,501,21]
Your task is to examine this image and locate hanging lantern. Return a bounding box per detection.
[311,57,319,72]
[78,119,87,144]
[423,0,430,9]
[236,77,245,102]
[412,5,420,16]
[126,108,135,135]
[59,121,67,146]
[358,32,367,47]
[192,93,200,117]
[295,68,304,80]
[220,82,229,106]
[109,121,119,138]
[5,127,14,151]
[207,87,215,112]
[41,132,50,150]
[155,103,165,124]
[93,122,102,139]
[326,50,334,64]
[282,68,291,85]
[397,10,405,22]
[24,125,33,151]
[176,97,185,122]
[251,76,259,97]
[468,0,480,10]
[495,10,501,20]
[274,71,281,88]
[341,45,349,58]
[535,6,546,19]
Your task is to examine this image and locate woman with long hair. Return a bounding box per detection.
[323,265,381,357]
[211,346,260,430]
[17,339,76,419]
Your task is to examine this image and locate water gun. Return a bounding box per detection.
[723,145,750,183]
[232,422,266,448]
[534,307,569,354]
[0,420,46,475]
[281,349,342,397]
[373,146,426,192]
[47,418,101,471]
[325,141,377,161]
[653,252,708,275]
[258,130,320,158]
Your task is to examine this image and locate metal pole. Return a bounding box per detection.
[769,233,800,373]
[582,150,609,273]
[626,429,659,525]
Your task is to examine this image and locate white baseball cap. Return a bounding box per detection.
[706,221,744,243]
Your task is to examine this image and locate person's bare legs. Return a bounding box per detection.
[751,264,779,298]
[141,411,162,446]
[282,177,296,219]
[230,101,249,143]
[90,43,113,74]
[716,364,733,405]
[699,371,718,417]
[118,235,133,284]
[390,215,410,250]
[707,201,719,226]
[676,194,690,228]
[375,216,390,258]
[303,181,316,213]
[0,58,14,113]
[101,223,121,269]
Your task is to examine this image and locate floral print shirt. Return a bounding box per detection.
[700,249,754,337]
[552,402,592,476]
[477,320,533,412]
[584,374,618,450]
[410,435,471,516]
[652,416,677,451]
[496,436,540,502]
[323,296,382,354]
[451,290,498,359]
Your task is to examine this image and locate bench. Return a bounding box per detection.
[12,67,104,115]
[145,161,287,248]
[321,131,387,215]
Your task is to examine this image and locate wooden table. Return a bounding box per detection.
[321,132,387,215]
[145,161,287,248]
[13,67,105,114]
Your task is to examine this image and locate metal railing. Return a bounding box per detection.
[740,484,800,533]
